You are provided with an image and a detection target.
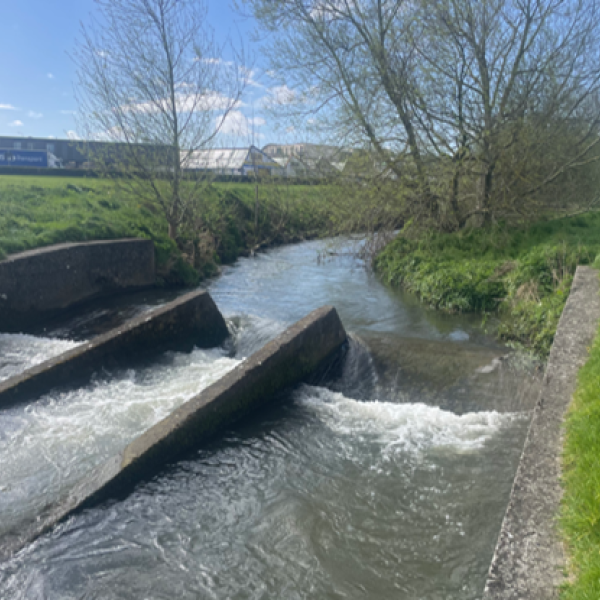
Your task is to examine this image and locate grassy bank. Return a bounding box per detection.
[561,313,600,599]
[0,175,331,285]
[375,214,600,357]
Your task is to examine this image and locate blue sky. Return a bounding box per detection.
[0,1,292,146]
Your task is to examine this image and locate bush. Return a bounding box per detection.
[375,215,600,357]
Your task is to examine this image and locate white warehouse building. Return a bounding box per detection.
[183,146,282,176]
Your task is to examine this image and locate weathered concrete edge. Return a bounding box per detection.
[0,238,156,332]
[483,266,600,600]
[0,305,347,561]
[0,238,151,263]
[0,290,229,410]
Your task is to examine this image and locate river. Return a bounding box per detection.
[0,238,539,599]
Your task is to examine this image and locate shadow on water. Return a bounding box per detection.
[0,238,542,599]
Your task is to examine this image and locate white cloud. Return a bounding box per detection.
[66,130,80,140]
[47,73,54,79]
[8,120,24,127]
[216,110,265,139]
[271,85,296,104]
[125,91,242,115]
[60,110,76,115]
[0,103,17,110]
[28,111,43,119]
[259,85,298,110]
[91,125,133,142]
[239,66,263,89]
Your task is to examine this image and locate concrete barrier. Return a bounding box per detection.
[0,290,229,410]
[483,266,600,600]
[0,305,347,561]
[0,239,155,332]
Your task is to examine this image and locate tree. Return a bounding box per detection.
[414,0,600,227]
[240,0,437,218]
[74,0,245,239]
[241,0,600,231]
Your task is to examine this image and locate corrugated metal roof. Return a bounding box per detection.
[183,148,249,170]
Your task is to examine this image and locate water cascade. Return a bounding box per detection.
[0,239,540,599]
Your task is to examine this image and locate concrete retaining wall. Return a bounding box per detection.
[0,290,229,410]
[483,266,600,599]
[0,239,155,332]
[0,305,347,561]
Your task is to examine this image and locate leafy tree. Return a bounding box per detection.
[74,0,245,239]
[415,0,600,227]
[241,0,600,231]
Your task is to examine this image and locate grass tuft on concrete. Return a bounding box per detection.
[561,311,600,600]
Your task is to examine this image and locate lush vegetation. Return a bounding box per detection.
[246,0,600,234]
[561,315,600,599]
[0,175,331,285]
[4,172,599,360]
[375,214,600,357]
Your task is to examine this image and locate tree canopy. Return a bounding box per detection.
[75,0,245,239]
[242,0,600,230]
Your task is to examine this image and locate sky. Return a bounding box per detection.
[0,0,295,147]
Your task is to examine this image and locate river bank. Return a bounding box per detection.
[561,308,600,599]
[0,238,538,599]
[0,175,333,286]
[374,214,600,357]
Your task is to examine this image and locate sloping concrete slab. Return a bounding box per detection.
[0,290,228,409]
[0,305,347,561]
[483,266,600,599]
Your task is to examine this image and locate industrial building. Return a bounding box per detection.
[0,136,171,169]
[183,146,282,176]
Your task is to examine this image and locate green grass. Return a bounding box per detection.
[375,215,600,356]
[561,309,600,599]
[0,174,331,285]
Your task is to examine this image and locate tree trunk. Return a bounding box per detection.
[450,161,462,228]
[482,161,495,226]
[168,221,178,240]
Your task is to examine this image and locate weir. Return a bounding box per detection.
[0,239,155,332]
[0,304,347,561]
[0,239,543,598]
[0,290,229,410]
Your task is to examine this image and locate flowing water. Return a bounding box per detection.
[0,239,540,599]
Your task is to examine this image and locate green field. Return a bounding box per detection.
[0,174,331,285]
[4,172,600,358]
[375,215,600,357]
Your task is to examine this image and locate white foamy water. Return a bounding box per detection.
[296,384,522,457]
[226,313,288,358]
[0,345,240,534]
[0,333,81,382]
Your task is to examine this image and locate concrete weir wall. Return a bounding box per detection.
[0,239,155,332]
[0,290,229,410]
[0,305,347,561]
[483,266,600,600]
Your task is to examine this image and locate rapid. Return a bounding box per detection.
[0,239,540,599]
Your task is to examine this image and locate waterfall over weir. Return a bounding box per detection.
[0,239,540,600]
